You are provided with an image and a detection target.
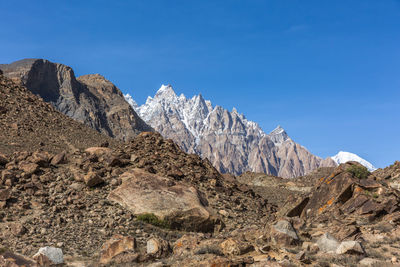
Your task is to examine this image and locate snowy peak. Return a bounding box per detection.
[269,125,290,145]
[331,151,376,171]
[154,84,177,99]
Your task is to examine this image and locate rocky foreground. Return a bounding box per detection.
[1,71,400,266]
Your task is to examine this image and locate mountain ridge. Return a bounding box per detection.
[0,58,152,141]
[126,84,337,178]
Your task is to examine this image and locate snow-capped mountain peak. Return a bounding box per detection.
[154,84,176,99]
[331,151,376,171]
[269,125,290,145]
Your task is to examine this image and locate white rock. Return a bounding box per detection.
[316,233,339,253]
[34,246,63,264]
[336,241,364,255]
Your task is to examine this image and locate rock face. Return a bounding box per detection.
[128,84,336,177]
[0,72,117,155]
[0,59,152,141]
[108,168,215,232]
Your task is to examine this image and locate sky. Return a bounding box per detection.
[0,0,399,168]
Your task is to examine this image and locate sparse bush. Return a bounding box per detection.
[347,165,370,179]
[136,213,170,228]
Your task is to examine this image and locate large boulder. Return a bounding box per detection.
[33,247,63,265]
[270,220,299,246]
[316,233,340,253]
[108,168,216,232]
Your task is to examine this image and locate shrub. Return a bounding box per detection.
[347,165,370,179]
[136,213,170,229]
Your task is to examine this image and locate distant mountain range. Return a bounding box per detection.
[0,59,376,177]
[126,84,339,177]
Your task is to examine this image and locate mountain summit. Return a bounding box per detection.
[125,85,336,177]
[331,151,376,171]
[0,59,152,141]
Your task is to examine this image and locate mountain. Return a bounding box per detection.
[331,151,376,171]
[0,59,152,141]
[0,71,117,155]
[126,84,336,178]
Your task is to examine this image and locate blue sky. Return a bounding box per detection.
[1,0,399,168]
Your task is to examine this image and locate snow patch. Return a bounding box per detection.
[331,151,376,171]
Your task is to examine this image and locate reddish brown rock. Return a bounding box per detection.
[108,168,216,232]
[83,171,104,187]
[99,235,136,264]
[18,161,39,175]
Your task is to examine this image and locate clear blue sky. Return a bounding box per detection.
[1,0,399,168]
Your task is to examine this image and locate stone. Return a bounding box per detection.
[173,234,203,257]
[108,168,215,232]
[147,238,169,258]
[85,147,111,156]
[33,247,63,265]
[336,241,364,255]
[0,189,11,201]
[18,161,39,175]
[83,171,104,187]
[270,220,299,246]
[316,233,340,253]
[219,238,240,256]
[99,234,136,264]
[50,152,66,165]
[30,151,51,167]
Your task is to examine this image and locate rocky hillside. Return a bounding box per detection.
[0,71,117,155]
[0,59,152,141]
[127,84,336,178]
[1,73,400,266]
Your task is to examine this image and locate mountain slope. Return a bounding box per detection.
[331,151,376,171]
[0,71,117,155]
[0,59,152,141]
[126,84,336,177]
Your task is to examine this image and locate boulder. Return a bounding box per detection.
[30,151,52,167]
[270,220,299,246]
[108,168,215,232]
[336,241,364,255]
[316,233,340,253]
[84,147,111,156]
[18,161,39,175]
[83,171,104,187]
[50,152,66,165]
[147,238,169,258]
[33,247,63,265]
[99,234,136,264]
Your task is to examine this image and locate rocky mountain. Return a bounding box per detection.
[0,71,117,155]
[2,70,400,266]
[126,84,336,178]
[331,151,376,171]
[0,59,152,141]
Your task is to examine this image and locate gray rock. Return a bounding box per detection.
[336,240,364,255]
[33,246,63,264]
[316,233,340,253]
